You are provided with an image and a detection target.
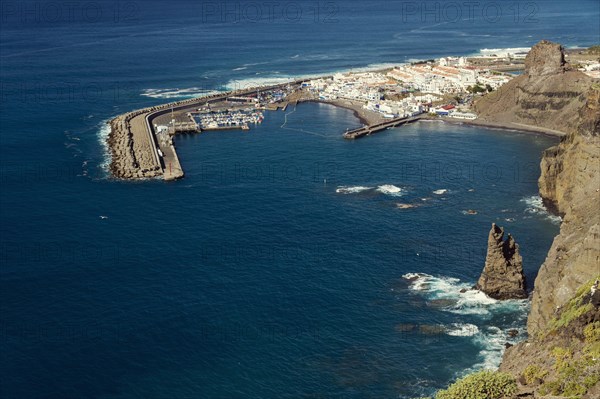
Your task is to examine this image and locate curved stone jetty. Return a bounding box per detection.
[107,81,307,181]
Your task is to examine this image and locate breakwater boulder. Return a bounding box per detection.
[476,223,527,300]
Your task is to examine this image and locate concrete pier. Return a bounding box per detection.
[343,114,425,139]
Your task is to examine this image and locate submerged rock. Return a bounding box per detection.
[476,223,527,300]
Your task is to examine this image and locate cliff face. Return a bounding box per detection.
[474,40,593,135]
[528,86,600,335]
[476,224,526,300]
[494,41,600,397]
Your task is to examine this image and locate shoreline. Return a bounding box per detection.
[430,117,568,138]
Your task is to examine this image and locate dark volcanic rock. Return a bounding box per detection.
[507,329,519,338]
[476,223,527,300]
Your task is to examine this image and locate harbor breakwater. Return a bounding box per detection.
[107,80,312,180]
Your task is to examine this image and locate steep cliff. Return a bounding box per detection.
[528,86,600,336]
[499,42,600,397]
[476,224,527,300]
[422,41,599,399]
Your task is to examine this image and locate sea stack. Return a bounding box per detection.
[476,223,527,300]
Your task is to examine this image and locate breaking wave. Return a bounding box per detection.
[377,184,404,197]
[446,323,479,337]
[477,47,531,57]
[141,87,221,99]
[336,186,373,194]
[521,195,562,224]
[97,119,112,177]
[402,273,529,372]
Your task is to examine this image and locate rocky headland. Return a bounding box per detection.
[468,40,599,398]
[474,40,594,135]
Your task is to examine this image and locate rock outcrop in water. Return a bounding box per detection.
[476,224,526,300]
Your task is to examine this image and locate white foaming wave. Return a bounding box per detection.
[446,323,479,337]
[521,195,562,224]
[377,184,404,197]
[336,186,373,194]
[97,119,112,177]
[477,47,531,57]
[349,62,400,72]
[466,325,526,372]
[432,189,448,195]
[225,76,301,91]
[232,66,248,71]
[403,273,464,294]
[402,273,527,316]
[141,88,221,99]
[450,289,499,315]
[224,63,403,92]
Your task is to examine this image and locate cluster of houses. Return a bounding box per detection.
[364,94,441,118]
[386,58,511,94]
[430,104,477,119]
[578,61,600,79]
[301,56,514,120]
[308,72,392,102]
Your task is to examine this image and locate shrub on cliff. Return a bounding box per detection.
[435,370,517,399]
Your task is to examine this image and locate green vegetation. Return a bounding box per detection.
[522,364,548,385]
[435,371,517,399]
[466,85,486,94]
[536,341,599,397]
[584,321,600,358]
[537,276,600,398]
[546,276,598,333]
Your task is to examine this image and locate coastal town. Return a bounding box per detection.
[108,45,600,181]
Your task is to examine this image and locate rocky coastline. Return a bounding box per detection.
[468,40,599,398]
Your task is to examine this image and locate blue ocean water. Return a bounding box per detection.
[1,1,597,397]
